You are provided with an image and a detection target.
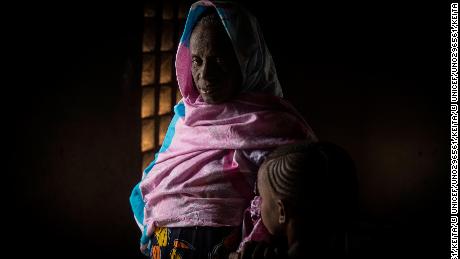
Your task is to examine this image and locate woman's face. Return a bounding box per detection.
[189,20,241,104]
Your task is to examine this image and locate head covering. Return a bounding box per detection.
[176,0,283,106]
[130,1,316,255]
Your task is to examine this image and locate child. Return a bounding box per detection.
[233,142,359,259]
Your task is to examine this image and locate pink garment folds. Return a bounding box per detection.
[130,1,317,253]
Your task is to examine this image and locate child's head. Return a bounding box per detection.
[257,141,358,244]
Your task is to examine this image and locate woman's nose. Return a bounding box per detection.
[201,60,217,81]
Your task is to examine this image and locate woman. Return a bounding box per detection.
[130,1,316,258]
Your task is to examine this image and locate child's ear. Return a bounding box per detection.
[276,199,286,224]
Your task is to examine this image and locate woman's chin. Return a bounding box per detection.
[202,94,225,104]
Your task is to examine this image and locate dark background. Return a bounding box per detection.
[6,1,450,258]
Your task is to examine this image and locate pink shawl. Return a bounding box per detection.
[130,0,316,254]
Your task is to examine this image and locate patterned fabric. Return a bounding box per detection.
[130,0,317,256]
[148,227,238,259]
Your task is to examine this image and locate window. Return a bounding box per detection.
[141,0,189,171]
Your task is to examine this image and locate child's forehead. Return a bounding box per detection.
[257,162,271,184]
[257,162,268,176]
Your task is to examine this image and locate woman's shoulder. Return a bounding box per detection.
[174,100,186,118]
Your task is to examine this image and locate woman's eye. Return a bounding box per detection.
[192,57,201,66]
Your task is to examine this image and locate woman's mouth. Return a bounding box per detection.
[200,87,217,95]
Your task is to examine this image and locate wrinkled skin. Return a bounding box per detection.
[190,21,242,104]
